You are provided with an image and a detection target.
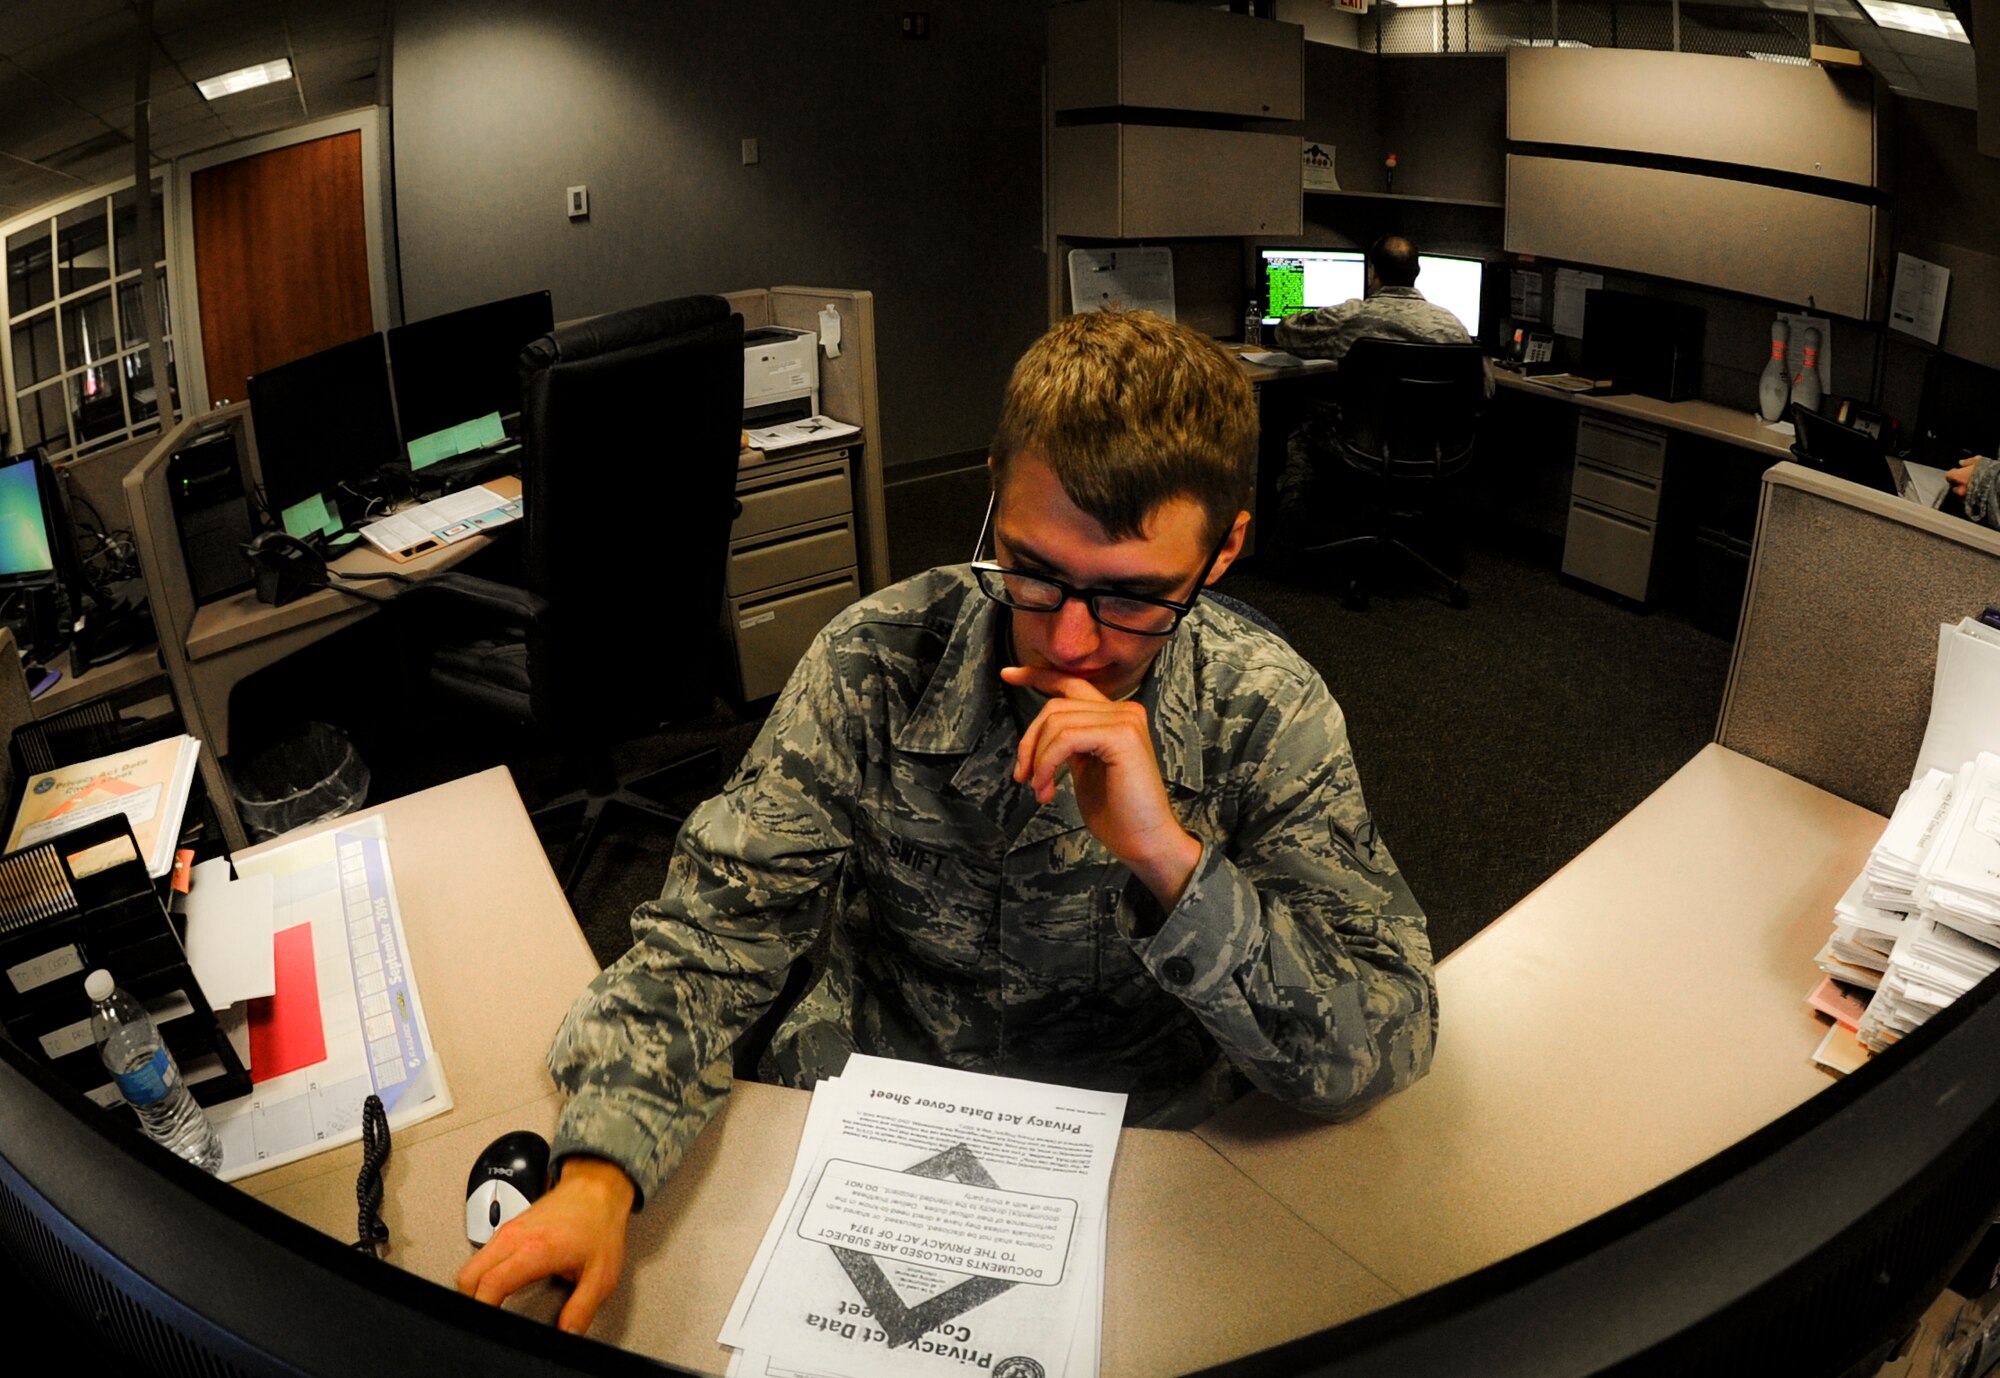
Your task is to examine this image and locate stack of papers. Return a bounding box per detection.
[358,477,523,561]
[1837,755,2000,1055]
[720,1055,1125,1378]
[1913,618,2000,783]
[5,734,203,879]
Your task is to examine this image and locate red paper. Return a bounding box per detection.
[247,922,327,1082]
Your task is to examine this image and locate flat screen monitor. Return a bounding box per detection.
[248,334,401,518]
[1914,351,2000,468]
[0,456,55,580]
[1260,248,1366,324]
[388,290,555,467]
[1416,253,1484,341]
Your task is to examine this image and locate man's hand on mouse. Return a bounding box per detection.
[1001,664,1202,911]
[457,1155,636,1335]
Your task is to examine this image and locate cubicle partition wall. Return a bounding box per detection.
[1717,462,2000,818]
[1504,48,1893,324]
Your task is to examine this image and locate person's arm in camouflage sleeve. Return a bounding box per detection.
[1123,669,1435,1117]
[460,632,860,1332]
[1002,660,1434,1121]
[1273,298,1366,360]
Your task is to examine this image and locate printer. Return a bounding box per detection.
[743,326,818,426]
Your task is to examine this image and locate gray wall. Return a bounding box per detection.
[388,1,1049,471]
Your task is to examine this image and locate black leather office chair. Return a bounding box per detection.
[1290,338,1487,610]
[408,294,745,894]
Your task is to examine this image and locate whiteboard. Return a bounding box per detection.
[1066,247,1176,320]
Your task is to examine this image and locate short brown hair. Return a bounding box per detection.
[989,310,1257,545]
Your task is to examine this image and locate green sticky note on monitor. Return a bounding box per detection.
[280,492,341,540]
[408,412,506,469]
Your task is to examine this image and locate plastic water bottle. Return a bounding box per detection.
[86,969,224,1174]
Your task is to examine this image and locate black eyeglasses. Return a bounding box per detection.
[968,493,1225,637]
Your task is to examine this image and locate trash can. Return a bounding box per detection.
[230,722,371,841]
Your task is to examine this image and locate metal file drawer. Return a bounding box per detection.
[733,452,853,541]
[1562,498,1659,602]
[1571,459,1662,522]
[1575,415,1668,480]
[727,568,861,700]
[727,516,858,597]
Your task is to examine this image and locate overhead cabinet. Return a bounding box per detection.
[1053,124,1302,238]
[1508,48,1887,189]
[1050,0,1303,120]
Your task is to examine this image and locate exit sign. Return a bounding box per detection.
[1333,0,1369,12]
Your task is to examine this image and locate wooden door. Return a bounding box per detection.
[190,131,374,406]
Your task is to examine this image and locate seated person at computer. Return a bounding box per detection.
[1274,234,1475,361]
[457,310,1438,1334]
[1946,454,1999,528]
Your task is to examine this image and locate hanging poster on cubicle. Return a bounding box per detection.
[1066,247,1176,321]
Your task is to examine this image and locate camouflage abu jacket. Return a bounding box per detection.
[1273,285,1471,360]
[549,567,1437,1203]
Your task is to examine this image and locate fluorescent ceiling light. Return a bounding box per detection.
[1745,50,1814,63]
[196,58,293,100]
[1854,0,1968,41]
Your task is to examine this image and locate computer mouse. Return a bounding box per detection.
[465,1130,550,1245]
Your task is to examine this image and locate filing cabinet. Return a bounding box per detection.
[1562,415,1671,603]
[725,444,862,700]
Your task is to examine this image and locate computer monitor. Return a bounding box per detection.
[0,456,55,582]
[248,334,401,525]
[1260,248,1366,325]
[1416,253,1484,342]
[387,290,555,468]
[1791,402,1899,496]
[1913,351,2000,469]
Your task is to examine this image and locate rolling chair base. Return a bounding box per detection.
[531,745,722,896]
[1302,532,1469,611]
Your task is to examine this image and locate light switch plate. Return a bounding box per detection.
[566,185,588,219]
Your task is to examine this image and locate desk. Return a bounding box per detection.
[247,748,1886,1377]
[124,404,507,851]
[1493,369,1792,461]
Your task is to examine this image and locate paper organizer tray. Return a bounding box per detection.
[0,813,249,1115]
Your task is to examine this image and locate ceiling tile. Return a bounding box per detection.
[0,2,129,60]
[11,15,134,78]
[159,21,291,73]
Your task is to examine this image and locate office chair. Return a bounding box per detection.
[1287,338,1487,611]
[406,294,746,895]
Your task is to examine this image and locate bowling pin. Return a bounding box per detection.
[1793,326,1824,414]
[1757,317,1791,422]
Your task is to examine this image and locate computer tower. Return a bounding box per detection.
[1583,290,1704,403]
[168,429,256,603]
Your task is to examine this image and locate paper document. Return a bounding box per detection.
[359,477,523,560]
[207,816,450,1181]
[722,1055,1125,1378]
[747,415,862,453]
[6,734,202,879]
[1888,253,1950,346]
[1552,267,1603,338]
[1913,620,2000,783]
[182,858,277,1009]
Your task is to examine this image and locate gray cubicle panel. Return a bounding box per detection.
[1716,462,2000,818]
[1507,47,1886,189]
[1505,155,1887,322]
[1048,0,1304,120]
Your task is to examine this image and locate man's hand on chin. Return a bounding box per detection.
[1001,664,1202,909]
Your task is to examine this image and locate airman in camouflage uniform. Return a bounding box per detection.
[547,566,1435,1198]
[1271,235,1492,545]
[461,308,1435,1336]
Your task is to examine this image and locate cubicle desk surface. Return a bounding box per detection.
[1222,341,1339,387]
[29,644,165,719]
[182,532,495,758]
[1495,368,1794,460]
[236,770,595,1268]
[1195,744,1885,1301]
[239,763,1397,1377]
